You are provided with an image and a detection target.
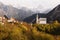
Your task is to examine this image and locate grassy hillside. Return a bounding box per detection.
[0,20,60,40]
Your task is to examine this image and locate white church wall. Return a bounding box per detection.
[38,18,47,24]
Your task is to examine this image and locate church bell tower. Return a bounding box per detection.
[36,14,38,24]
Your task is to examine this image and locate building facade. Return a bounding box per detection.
[36,14,47,24]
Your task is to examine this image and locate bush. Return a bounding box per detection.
[0,21,60,40]
[33,22,60,35]
[32,27,55,40]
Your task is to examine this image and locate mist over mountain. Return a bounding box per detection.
[0,2,60,23]
[0,2,35,21]
[24,4,60,23]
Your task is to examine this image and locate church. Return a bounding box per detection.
[36,14,47,24]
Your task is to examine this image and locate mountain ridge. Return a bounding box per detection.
[47,4,60,23]
[0,2,35,21]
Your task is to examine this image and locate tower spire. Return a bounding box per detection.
[36,13,38,24]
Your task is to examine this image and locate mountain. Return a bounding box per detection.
[0,9,6,16]
[47,4,60,23]
[0,2,34,21]
[17,7,34,21]
[23,13,47,23]
[24,4,60,23]
[1,2,60,23]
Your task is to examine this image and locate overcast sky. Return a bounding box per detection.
[0,0,60,12]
